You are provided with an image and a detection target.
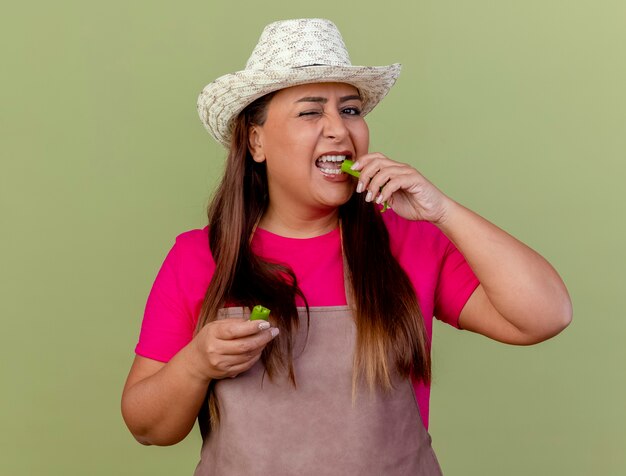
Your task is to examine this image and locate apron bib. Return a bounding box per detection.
[194,304,443,475]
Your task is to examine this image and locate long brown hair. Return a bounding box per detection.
[197,92,431,427]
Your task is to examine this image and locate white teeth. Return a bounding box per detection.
[319,168,343,175]
[317,155,348,176]
[318,155,347,163]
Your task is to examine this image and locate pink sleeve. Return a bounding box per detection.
[134,238,197,362]
[433,236,480,328]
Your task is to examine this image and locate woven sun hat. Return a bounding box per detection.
[197,18,402,148]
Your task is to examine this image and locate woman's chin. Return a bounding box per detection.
[318,189,354,209]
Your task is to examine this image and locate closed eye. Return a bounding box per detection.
[298,111,321,117]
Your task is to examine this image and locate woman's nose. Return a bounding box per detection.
[322,111,349,141]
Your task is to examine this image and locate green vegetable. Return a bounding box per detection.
[250,305,271,321]
[341,159,390,212]
[340,159,361,178]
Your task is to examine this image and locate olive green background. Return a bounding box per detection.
[1,0,624,474]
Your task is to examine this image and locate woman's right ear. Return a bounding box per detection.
[248,126,266,163]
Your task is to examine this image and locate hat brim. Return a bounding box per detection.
[197,64,401,148]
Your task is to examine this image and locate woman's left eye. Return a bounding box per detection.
[342,107,361,116]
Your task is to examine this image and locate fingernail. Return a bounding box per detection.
[365,190,373,202]
[375,194,383,204]
[270,328,280,338]
[258,321,270,330]
[350,161,360,170]
[356,182,364,193]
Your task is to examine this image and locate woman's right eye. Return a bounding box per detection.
[298,111,320,117]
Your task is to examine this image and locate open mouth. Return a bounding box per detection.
[315,155,351,175]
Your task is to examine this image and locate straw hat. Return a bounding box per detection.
[197,18,402,148]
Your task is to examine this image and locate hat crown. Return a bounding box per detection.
[245,19,352,70]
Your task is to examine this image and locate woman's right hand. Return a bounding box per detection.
[122,318,278,445]
[187,319,280,382]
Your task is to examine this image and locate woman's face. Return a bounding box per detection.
[249,82,369,213]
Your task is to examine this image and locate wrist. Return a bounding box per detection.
[176,341,213,386]
[432,197,460,229]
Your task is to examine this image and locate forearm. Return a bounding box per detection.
[121,345,210,446]
[437,199,572,338]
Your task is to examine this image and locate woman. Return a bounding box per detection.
[122,19,572,475]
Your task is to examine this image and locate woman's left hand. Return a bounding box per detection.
[351,153,453,224]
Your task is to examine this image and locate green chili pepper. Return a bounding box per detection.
[250,305,271,321]
[341,159,389,212]
[340,159,361,178]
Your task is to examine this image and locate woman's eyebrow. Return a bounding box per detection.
[295,94,362,104]
[296,96,326,104]
[339,94,362,103]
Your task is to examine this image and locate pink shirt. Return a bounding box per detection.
[135,210,479,429]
